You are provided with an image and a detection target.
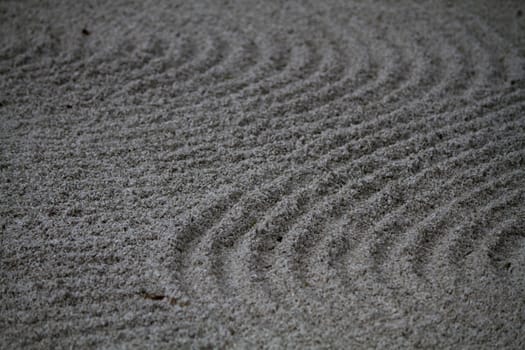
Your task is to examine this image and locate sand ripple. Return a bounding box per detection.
[1,0,524,348]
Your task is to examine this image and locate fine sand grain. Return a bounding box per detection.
[1,0,524,348]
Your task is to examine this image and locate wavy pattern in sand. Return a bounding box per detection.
[160,1,525,341]
[151,0,525,341]
[1,0,524,348]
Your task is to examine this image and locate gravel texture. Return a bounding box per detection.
[1,0,525,348]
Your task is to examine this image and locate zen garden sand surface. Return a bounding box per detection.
[1,0,524,348]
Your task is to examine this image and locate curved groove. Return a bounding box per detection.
[102,87,523,190]
[70,10,520,170]
[418,190,523,279]
[4,1,525,347]
[108,32,230,99]
[234,102,524,300]
[382,167,522,280]
[167,187,244,295]
[429,190,523,280]
[326,154,523,302]
[183,22,371,118]
[296,133,525,294]
[368,165,524,289]
[133,33,259,101]
[169,33,228,83]
[167,93,520,270]
[225,98,520,290]
[485,217,525,273]
[163,35,257,102]
[179,170,317,297]
[91,11,380,133]
[366,147,525,271]
[329,138,524,282]
[87,24,516,171]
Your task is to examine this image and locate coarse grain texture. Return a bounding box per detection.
[1,0,525,349]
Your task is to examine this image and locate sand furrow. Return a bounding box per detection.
[293,132,525,295]
[2,0,524,348]
[378,167,524,291]
[229,101,525,302]
[429,190,524,281]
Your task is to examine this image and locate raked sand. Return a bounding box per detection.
[1,0,525,348]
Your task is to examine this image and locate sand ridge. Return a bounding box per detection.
[1,0,524,348]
